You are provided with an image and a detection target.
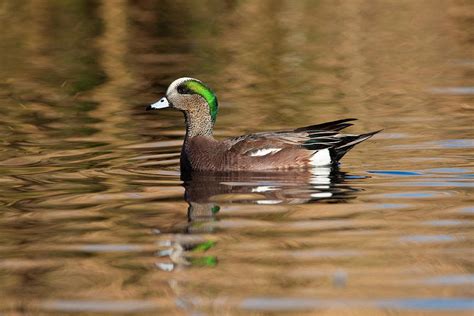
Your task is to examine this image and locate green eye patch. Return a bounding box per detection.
[179,80,218,123]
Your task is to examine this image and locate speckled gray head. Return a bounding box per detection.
[147,77,218,124]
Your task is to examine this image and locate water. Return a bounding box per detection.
[0,1,473,315]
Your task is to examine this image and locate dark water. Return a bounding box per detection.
[0,1,473,315]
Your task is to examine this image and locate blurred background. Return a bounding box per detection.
[0,0,473,315]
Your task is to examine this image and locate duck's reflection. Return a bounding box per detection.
[183,167,358,224]
[156,168,362,270]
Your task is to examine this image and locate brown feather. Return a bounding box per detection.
[181,136,313,171]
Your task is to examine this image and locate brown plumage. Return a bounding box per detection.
[146,77,380,173]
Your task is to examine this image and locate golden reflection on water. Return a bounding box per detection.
[0,0,473,314]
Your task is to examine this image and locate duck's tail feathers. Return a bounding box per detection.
[332,129,382,162]
[295,118,357,133]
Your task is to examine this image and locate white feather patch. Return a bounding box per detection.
[256,200,282,205]
[249,148,282,157]
[310,192,333,198]
[252,186,275,193]
[310,149,332,166]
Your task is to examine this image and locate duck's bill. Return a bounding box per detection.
[146,97,170,111]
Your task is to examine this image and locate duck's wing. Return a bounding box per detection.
[225,119,380,162]
[226,119,356,152]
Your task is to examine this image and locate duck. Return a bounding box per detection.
[146,77,380,173]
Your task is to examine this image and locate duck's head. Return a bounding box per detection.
[147,77,218,128]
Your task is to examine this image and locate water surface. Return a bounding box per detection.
[0,1,473,315]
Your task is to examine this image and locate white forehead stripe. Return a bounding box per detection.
[166,77,201,95]
[249,148,282,157]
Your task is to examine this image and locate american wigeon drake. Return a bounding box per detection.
[146,77,380,173]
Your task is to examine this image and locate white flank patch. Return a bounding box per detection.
[249,148,282,157]
[310,149,332,166]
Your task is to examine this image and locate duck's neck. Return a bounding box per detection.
[183,111,214,141]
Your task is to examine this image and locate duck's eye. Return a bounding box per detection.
[177,85,192,94]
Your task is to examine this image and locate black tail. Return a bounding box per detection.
[332,130,382,161]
